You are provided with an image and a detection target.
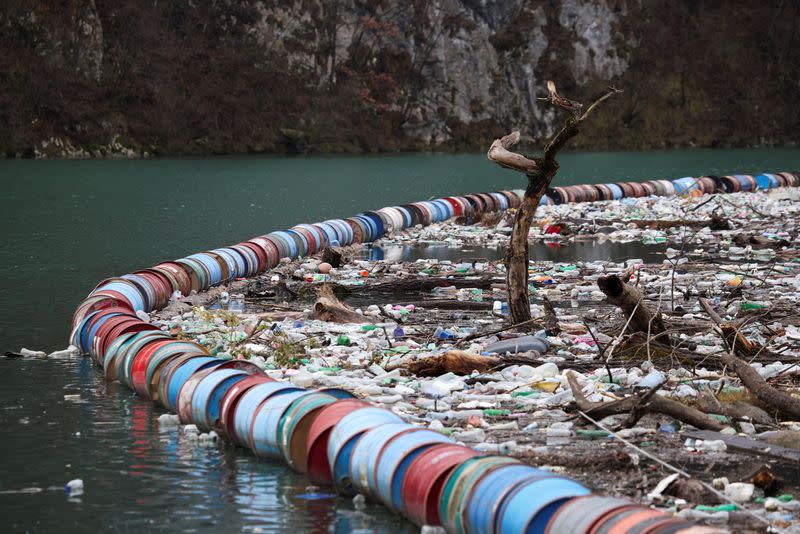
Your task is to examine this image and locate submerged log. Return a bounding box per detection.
[598,274,669,342]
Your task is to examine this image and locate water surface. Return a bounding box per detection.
[2,149,800,532]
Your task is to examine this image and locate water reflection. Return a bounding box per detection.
[364,239,668,264]
[0,357,412,533]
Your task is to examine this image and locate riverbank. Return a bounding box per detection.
[120,188,800,532]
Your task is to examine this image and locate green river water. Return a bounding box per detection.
[1,149,799,532]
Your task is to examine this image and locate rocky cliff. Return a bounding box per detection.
[2,0,799,157]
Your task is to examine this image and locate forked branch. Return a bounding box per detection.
[487,131,539,175]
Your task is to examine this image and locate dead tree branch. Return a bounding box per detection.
[700,298,800,419]
[566,371,725,431]
[487,82,621,328]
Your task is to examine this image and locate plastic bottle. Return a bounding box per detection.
[740,301,769,311]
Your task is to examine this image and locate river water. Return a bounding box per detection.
[2,149,800,532]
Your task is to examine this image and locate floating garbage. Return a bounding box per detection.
[62,175,800,533]
[64,479,83,497]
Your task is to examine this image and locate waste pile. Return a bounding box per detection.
[30,171,800,533]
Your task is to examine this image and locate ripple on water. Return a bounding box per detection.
[0,358,411,533]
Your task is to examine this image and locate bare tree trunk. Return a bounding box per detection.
[488,82,621,326]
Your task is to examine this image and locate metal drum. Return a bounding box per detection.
[129,338,176,397]
[176,366,225,424]
[146,343,209,402]
[190,368,249,431]
[374,429,452,513]
[306,399,369,485]
[544,495,635,534]
[231,382,302,446]
[218,374,275,439]
[401,443,479,527]
[116,331,172,388]
[494,476,590,534]
[349,423,417,497]
[165,356,222,412]
[326,407,403,493]
[250,390,315,458]
[440,456,519,533]
[465,464,551,534]
[590,506,670,534]
[278,392,338,473]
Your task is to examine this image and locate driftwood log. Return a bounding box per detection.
[487,82,621,327]
[404,350,544,377]
[598,274,670,343]
[699,298,800,419]
[312,285,371,323]
[566,371,725,431]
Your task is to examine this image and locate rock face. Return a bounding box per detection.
[1,1,799,157]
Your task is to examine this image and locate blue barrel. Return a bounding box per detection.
[231,245,258,277]
[232,382,302,446]
[71,310,99,352]
[165,356,221,411]
[326,407,404,494]
[395,206,413,228]
[93,281,146,311]
[367,211,386,237]
[495,477,590,534]
[314,223,338,248]
[673,177,701,194]
[374,429,452,512]
[212,248,243,279]
[465,464,549,534]
[251,390,310,457]
[295,224,324,250]
[187,253,223,285]
[767,173,780,189]
[431,200,450,221]
[349,423,416,497]
[754,174,772,190]
[326,220,351,245]
[120,274,155,311]
[144,343,207,397]
[545,495,634,534]
[83,312,124,353]
[490,193,508,211]
[734,174,753,191]
[428,201,445,222]
[355,214,378,241]
[605,183,623,200]
[190,369,249,430]
[285,229,309,257]
[269,231,299,258]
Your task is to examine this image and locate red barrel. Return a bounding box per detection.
[130,339,175,398]
[401,443,479,527]
[305,399,368,485]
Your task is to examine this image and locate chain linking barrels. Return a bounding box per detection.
[65,176,793,534]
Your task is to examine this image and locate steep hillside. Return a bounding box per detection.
[1,0,798,157]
